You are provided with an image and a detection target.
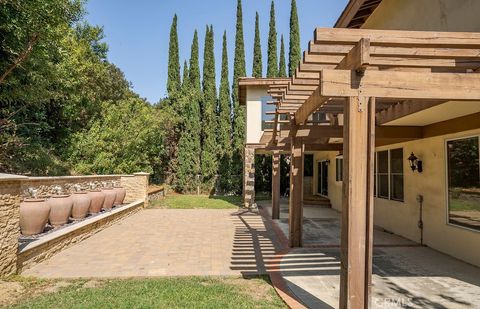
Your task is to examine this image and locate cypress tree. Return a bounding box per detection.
[188,30,201,91]
[279,34,287,77]
[200,25,218,188]
[288,0,301,77]
[267,1,278,78]
[231,0,246,193]
[167,14,181,96]
[175,32,202,192]
[252,12,262,78]
[182,60,188,89]
[218,31,234,192]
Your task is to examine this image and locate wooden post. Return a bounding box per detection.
[339,96,374,309]
[289,135,304,247]
[272,151,281,220]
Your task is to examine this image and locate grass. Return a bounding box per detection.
[1,276,286,309]
[148,193,272,209]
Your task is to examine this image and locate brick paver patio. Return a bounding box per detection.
[23,209,281,278]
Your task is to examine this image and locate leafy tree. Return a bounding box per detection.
[167,14,180,96]
[68,98,167,180]
[267,1,278,78]
[288,0,301,77]
[252,12,263,78]
[201,25,218,189]
[279,35,287,78]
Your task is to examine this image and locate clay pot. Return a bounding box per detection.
[20,199,50,236]
[113,187,127,205]
[71,192,91,219]
[87,190,105,214]
[47,195,73,227]
[101,188,116,210]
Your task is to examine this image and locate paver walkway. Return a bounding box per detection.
[259,200,480,309]
[24,209,281,278]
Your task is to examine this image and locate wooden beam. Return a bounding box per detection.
[376,100,445,125]
[289,133,303,248]
[309,40,480,59]
[340,96,370,309]
[422,112,480,138]
[365,97,375,307]
[320,69,480,100]
[314,28,480,47]
[265,143,343,152]
[272,151,281,220]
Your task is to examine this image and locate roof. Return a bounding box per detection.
[238,78,290,105]
[335,0,383,29]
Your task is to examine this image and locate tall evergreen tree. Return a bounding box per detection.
[288,0,301,77]
[252,12,262,78]
[182,60,188,88]
[188,30,201,91]
[279,34,287,77]
[201,25,218,187]
[231,0,246,193]
[218,31,234,192]
[267,1,278,78]
[167,14,180,96]
[175,31,203,192]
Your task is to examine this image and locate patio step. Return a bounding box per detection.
[303,196,331,207]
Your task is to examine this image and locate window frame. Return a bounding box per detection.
[444,135,480,233]
[335,156,343,182]
[374,148,404,202]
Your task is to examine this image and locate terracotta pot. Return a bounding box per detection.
[47,195,73,227]
[113,187,127,205]
[20,198,50,236]
[71,192,91,219]
[101,188,116,210]
[87,190,105,214]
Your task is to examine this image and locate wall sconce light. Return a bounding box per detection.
[408,152,423,173]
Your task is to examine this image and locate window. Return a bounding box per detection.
[335,156,343,182]
[312,112,326,123]
[375,148,404,201]
[304,154,314,177]
[446,136,480,231]
[261,96,275,130]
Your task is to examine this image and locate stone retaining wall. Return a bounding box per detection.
[17,201,143,272]
[148,186,165,202]
[0,172,149,276]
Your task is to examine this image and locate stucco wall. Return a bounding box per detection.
[312,151,343,212]
[246,86,269,144]
[363,0,480,31]
[317,130,480,267]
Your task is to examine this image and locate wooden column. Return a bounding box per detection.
[339,96,375,309]
[272,151,281,220]
[289,136,304,247]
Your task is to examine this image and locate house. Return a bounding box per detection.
[239,0,480,307]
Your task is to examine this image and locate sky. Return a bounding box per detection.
[85,0,349,103]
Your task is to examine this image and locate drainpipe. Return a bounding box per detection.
[416,194,424,246]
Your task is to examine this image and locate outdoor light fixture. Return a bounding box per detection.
[408,152,423,173]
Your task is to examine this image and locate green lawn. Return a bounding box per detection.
[2,276,286,309]
[148,194,271,209]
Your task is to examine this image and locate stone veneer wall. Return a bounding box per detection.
[0,177,25,276]
[243,146,255,208]
[0,172,150,276]
[121,172,149,205]
[17,201,143,272]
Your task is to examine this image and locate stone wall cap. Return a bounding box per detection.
[0,173,28,181]
[133,172,150,176]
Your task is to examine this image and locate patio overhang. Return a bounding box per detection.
[248,27,480,309]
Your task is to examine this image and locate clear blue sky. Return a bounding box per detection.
[85,0,348,103]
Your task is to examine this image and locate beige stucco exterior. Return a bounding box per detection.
[246,86,269,145]
[363,0,480,32]
[310,129,480,267]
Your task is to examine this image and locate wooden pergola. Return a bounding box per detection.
[259,28,480,308]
